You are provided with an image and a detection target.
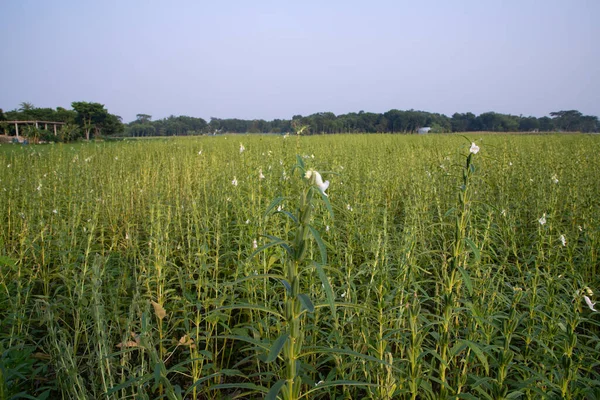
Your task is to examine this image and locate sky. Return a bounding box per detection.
[1,0,598,123]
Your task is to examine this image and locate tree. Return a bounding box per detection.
[72,101,109,140]
[538,116,554,131]
[136,114,152,124]
[98,114,124,136]
[451,112,476,132]
[579,115,599,133]
[519,116,540,132]
[19,102,35,112]
[550,110,583,132]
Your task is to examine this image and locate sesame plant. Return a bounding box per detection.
[0,134,599,399]
[242,156,335,400]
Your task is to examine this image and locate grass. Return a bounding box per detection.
[0,133,599,399]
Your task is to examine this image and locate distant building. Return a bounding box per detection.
[417,127,431,134]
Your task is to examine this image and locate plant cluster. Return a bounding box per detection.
[0,134,599,398]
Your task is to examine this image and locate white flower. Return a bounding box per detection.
[346,204,353,211]
[259,169,265,179]
[239,143,245,153]
[584,295,596,312]
[7,164,10,168]
[245,219,250,224]
[559,234,566,246]
[125,232,130,240]
[232,177,238,186]
[325,225,330,232]
[552,174,559,184]
[114,156,118,160]
[52,209,57,214]
[538,213,546,225]
[501,209,506,217]
[305,169,329,196]
[469,142,480,154]
[313,171,329,196]
[252,239,258,249]
[277,205,282,212]
[509,162,513,166]
[198,150,202,155]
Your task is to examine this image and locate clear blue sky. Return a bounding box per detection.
[1,0,598,123]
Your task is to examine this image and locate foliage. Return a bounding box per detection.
[125,109,597,135]
[72,101,123,140]
[1,103,122,141]
[0,134,599,398]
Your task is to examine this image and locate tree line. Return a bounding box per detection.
[0,102,123,142]
[1,102,598,143]
[128,109,599,136]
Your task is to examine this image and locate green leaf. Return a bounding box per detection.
[298,293,315,313]
[224,273,288,287]
[280,279,291,294]
[278,210,299,224]
[295,154,306,170]
[208,382,269,394]
[457,266,473,296]
[153,362,162,389]
[314,261,336,317]
[266,379,286,400]
[265,332,289,363]
[213,303,284,320]
[301,380,377,398]
[318,188,335,218]
[0,255,17,268]
[308,225,327,265]
[106,374,154,395]
[263,196,286,218]
[459,339,489,375]
[464,237,481,263]
[251,239,294,258]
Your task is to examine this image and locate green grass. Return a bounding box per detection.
[1,134,599,399]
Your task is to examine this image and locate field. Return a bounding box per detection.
[1,134,599,399]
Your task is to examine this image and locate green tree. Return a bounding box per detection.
[550,110,583,132]
[538,116,554,131]
[18,102,35,112]
[518,116,540,132]
[136,114,152,124]
[72,102,109,140]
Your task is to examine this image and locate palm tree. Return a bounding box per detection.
[19,102,35,112]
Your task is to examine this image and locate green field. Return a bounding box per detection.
[1,134,599,399]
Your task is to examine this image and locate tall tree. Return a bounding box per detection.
[136,114,152,124]
[72,101,109,140]
[550,110,583,132]
[19,102,35,112]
